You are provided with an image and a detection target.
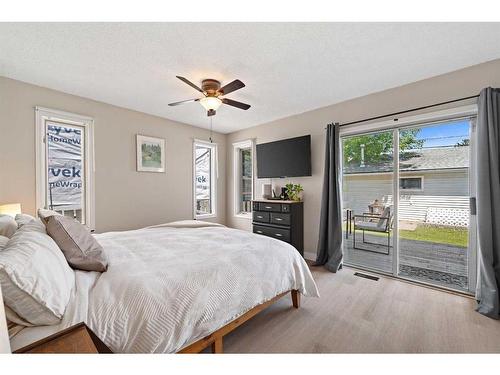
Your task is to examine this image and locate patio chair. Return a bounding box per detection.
[353,205,393,255]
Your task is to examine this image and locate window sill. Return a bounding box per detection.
[234,213,252,220]
[195,214,217,220]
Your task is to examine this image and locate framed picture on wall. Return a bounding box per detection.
[136,135,165,173]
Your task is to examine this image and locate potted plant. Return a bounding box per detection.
[285,183,304,201]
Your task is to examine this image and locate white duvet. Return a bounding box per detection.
[10,222,319,353]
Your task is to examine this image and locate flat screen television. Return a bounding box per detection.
[256,135,311,178]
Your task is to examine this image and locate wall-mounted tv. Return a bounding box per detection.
[256,135,311,178]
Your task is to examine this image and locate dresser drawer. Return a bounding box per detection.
[268,226,290,242]
[253,225,291,242]
[259,202,282,212]
[253,211,270,223]
[270,212,290,226]
[252,225,268,236]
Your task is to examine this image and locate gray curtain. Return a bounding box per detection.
[476,87,500,319]
[314,123,343,272]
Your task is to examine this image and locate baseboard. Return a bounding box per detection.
[303,251,316,261]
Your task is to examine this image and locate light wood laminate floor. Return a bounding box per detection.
[223,266,500,353]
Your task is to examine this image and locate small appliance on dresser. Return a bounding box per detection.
[252,200,304,256]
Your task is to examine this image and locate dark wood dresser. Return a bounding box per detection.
[252,200,304,256]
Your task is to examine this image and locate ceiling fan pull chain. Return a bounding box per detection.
[209,116,213,143]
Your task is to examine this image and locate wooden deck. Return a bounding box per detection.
[343,230,468,291]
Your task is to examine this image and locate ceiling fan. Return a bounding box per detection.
[168,76,251,117]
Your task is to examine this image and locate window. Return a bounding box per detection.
[193,140,217,218]
[36,107,95,229]
[399,176,423,191]
[233,140,254,217]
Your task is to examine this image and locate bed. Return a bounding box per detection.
[8,220,319,353]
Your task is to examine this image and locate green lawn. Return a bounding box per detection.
[344,222,468,248]
[399,224,468,248]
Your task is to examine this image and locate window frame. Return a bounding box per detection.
[233,139,255,219]
[399,176,424,192]
[35,107,95,230]
[193,139,218,219]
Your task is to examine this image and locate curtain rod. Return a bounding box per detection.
[326,94,479,129]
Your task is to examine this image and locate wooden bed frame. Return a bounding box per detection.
[177,289,300,354]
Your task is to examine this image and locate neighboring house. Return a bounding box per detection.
[343,146,469,226]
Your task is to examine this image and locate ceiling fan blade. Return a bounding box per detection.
[176,76,204,94]
[222,98,251,110]
[168,98,200,106]
[218,79,245,95]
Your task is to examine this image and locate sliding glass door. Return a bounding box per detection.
[342,130,395,274]
[397,120,474,292]
[341,116,476,293]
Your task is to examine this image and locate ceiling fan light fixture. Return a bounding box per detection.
[199,96,222,111]
[170,76,250,115]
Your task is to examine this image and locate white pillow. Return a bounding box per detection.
[0,220,75,325]
[15,213,36,228]
[0,215,17,238]
[0,235,9,250]
[17,217,46,234]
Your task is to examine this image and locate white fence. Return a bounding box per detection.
[345,194,469,227]
[426,207,469,227]
[385,195,469,222]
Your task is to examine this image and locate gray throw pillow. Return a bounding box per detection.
[37,208,62,222]
[45,215,108,272]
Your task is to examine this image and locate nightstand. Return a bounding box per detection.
[14,322,112,353]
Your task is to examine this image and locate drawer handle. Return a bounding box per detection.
[256,230,263,234]
[275,233,283,237]
[265,206,272,209]
[257,215,263,219]
[275,218,283,221]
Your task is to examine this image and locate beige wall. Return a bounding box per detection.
[225,59,500,259]
[2,58,500,244]
[0,76,226,232]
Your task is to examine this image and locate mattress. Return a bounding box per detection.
[10,221,319,353]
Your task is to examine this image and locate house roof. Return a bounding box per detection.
[344,146,469,174]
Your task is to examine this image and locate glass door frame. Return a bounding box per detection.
[340,104,478,294]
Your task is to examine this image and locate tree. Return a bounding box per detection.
[343,129,423,165]
[455,138,470,147]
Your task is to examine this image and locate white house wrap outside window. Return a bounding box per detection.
[46,122,85,221]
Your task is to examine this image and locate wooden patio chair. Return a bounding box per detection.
[353,205,393,255]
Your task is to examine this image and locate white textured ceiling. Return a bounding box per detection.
[1,23,500,133]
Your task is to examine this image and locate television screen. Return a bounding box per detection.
[256,135,311,178]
